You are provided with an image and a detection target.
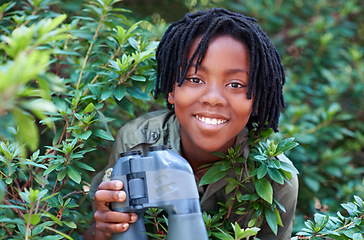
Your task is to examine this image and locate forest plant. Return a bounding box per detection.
[222,0,364,228]
[292,195,364,239]
[1,0,363,239]
[0,0,157,238]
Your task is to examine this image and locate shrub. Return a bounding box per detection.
[0,0,157,238]
[221,0,364,232]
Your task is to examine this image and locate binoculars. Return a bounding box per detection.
[110,145,208,240]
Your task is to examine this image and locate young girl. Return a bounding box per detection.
[85,8,298,240]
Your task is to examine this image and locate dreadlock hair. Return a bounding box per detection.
[154,8,286,135]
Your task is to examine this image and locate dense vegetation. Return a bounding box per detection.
[0,0,363,239]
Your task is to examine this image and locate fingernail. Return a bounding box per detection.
[115,181,122,188]
[131,214,137,222]
[117,192,124,200]
[122,223,129,230]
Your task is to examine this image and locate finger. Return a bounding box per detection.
[96,221,129,234]
[94,212,138,232]
[95,211,138,223]
[98,180,124,191]
[95,190,126,205]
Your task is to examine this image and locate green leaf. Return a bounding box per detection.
[93,129,114,141]
[303,177,320,192]
[264,208,278,235]
[234,224,260,239]
[130,75,146,82]
[34,174,49,185]
[17,160,47,169]
[267,168,284,184]
[31,214,41,226]
[353,195,363,208]
[257,164,268,179]
[109,59,120,71]
[114,84,126,101]
[43,164,59,176]
[212,227,234,240]
[0,218,23,224]
[24,213,41,226]
[126,86,150,100]
[225,178,243,194]
[279,161,299,174]
[101,88,114,100]
[63,221,77,229]
[12,108,39,151]
[42,211,62,226]
[254,177,273,204]
[73,161,95,172]
[43,226,73,240]
[57,168,67,181]
[83,103,95,115]
[274,199,286,213]
[259,128,273,138]
[128,37,139,49]
[199,163,230,186]
[274,138,299,156]
[67,165,81,184]
[78,130,92,140]
[248,218,257,227]
[274,207,283,227]
[114,96,134,115]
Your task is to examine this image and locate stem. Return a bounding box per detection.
[118,64,137,84]
[22,6,38,26]
[1,222,13,236]
[9,185,21,217]
[53,179,59,193]
[76,14,106,90]
[226,186,239,219]
[2,199,24,219]
[25,203,35,240]
[226,162,245,219]
[63,190,87,200]
[81,45,122,97]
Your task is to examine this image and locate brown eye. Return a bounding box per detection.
[187,78,203,84]
[228,82,245,88]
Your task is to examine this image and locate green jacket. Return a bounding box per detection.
[90,110,298,240]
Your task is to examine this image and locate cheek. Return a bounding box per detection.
[233,98,254,120]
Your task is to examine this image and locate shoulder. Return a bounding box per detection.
[115,110,179,153]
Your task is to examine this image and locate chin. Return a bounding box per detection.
[198,142,229,155]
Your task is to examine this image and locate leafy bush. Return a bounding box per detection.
[0,0,157,238]
[1,0,363,239]
[219,0,364,233]
[292,195,364,239]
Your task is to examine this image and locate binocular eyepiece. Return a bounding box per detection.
[110,145,208,240]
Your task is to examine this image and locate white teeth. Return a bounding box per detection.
[195,115,227,125]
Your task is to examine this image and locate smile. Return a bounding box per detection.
[195,115,227,125]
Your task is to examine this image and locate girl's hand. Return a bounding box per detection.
[93,180,138,238]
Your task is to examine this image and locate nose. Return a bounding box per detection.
[200,83,227,107]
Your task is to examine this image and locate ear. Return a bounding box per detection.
[167,91,175,105]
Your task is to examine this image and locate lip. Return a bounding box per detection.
[194,113,229,125]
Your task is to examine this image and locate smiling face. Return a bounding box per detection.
[168,35,253,165]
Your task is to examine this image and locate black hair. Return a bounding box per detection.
[154,8,286,134]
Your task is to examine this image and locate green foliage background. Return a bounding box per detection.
[0,0,363,239]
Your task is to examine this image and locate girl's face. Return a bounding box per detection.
[168,35,253,160]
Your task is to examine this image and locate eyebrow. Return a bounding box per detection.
[193,64,249,74]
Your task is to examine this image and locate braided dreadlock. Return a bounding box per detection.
[155,8,286,134]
